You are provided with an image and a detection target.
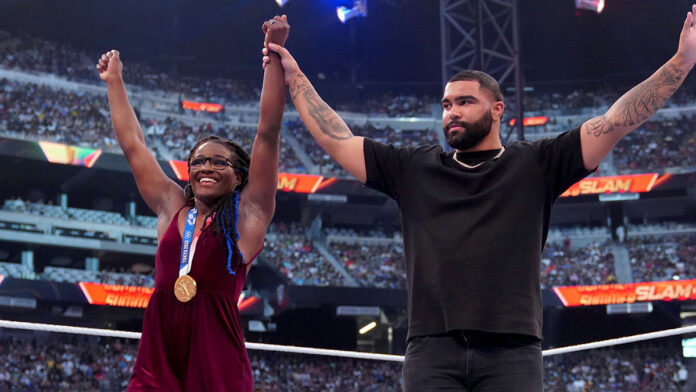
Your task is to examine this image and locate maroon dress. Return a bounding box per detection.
[128,209,254,391]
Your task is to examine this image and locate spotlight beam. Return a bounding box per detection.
[575,0,605,14]
[337,0,368,23]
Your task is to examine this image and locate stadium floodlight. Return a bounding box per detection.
[575,0,605,13]
[275,0,290,7]
[358,321,377,334]
[337,0,367,23]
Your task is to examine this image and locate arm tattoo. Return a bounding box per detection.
[289,73,312,101]
[591,62,685,138]
[289,73,353,140]
[585,115,613,137]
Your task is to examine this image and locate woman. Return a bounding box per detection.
[96,16,289,391]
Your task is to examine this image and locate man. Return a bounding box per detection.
[263,6,696,391]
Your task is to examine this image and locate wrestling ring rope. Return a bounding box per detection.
[1,319,693,361]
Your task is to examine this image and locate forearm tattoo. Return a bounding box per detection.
[289,73,353,140]
[585,115,613,137]
[587,62,685,138]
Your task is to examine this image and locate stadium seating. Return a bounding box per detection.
[2,33,696,176]
[263,223,347,287]
[626,233,696,283]
[0,333,686,392]
[540,240,617,288]
[0,261,32,279]
[543,345,687,392]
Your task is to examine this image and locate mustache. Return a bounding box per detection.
[445,121,468,132]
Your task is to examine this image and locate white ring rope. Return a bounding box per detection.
[0,319,142,340]
[244,342,404,362]
[541,324,696,357]
[1,319,695,361]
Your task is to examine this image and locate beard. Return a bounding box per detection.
[443,110,493,151]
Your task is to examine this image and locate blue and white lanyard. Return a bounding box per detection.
[179,208,201,278]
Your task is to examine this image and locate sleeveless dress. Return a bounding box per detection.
[128,208,254,391]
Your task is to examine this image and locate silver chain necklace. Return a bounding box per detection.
[452,146,505,169]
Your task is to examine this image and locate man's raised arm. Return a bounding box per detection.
[265,43,366,183]
[580,5,696,170]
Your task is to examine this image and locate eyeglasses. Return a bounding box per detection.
[189,156,234,171]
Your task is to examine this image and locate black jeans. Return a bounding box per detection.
[402,330,543,392]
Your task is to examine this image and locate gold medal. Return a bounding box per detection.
[174,275,197,302]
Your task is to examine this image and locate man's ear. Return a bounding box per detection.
[491,101,505,121]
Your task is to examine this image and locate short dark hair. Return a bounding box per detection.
[448,70,504,102]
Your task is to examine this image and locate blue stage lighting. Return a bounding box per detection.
[275,0,290,7]
[336,0,367,23]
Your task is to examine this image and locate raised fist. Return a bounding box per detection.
[262,15,290,48]
[96,50,122,83]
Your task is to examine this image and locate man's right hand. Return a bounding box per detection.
[96,50,122,83]
[263,43,300,86]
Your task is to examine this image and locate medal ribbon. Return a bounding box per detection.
[179,208,206,278]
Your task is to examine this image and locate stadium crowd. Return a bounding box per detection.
[1,62,695,176]
[0,333,688,392]
[613,114,696,174]
[327,240,406,290]
[251,352,402,392]
[0,79,116,150]
[0,79,306,172]
[626,234,696,283]
[262,223,346,287]
[3,74,693,176]
[1,28,696,291]
[0,32,96,83]
[7,197,696,290]
[0,335,136,392]
[94,268,154,288]
[146,117,305,173]
[543,344,688,392]
[0,31,433,118]
[333,93,435,118]
[285,120,438,177]
[540,240,617,288]
[522,84,695,115]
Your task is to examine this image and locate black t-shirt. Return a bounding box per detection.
[363,127,592,339]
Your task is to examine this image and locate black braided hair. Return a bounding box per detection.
[185,135,251,274]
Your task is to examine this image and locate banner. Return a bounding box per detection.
[168,160,189,181]
[79,282,259,310]
[277,173,326,193]
[560,173,659,197]
[79,282,154,308]
[554,279,696,306]
[508,116,549,127]
[181,100,224,113]
[38,141,102,167]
